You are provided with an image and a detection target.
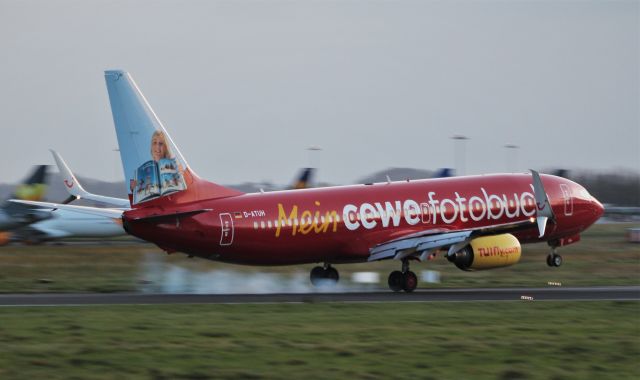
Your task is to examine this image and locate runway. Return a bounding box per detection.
[0,286,637,306]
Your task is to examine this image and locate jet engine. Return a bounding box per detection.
[0,231,12,246]
[448,233,521,271]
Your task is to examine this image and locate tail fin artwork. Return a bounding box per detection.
[103,70,242,207]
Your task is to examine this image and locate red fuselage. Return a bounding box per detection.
[123,173,603,265]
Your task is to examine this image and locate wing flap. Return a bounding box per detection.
[368,230,472,262]
[368,218,537,262]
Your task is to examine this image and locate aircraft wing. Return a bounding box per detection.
[368,218,537,262]
[369,169,554,262]
[9,200,124,219]
[51,150,131,208]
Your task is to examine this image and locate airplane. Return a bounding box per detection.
[0,165,50,245]
[0,152,128,244]
[14,70,605,292]
[9,206,125,244]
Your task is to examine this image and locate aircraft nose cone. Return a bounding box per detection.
[591,196,604,221]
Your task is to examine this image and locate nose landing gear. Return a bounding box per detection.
[546,247,563,267]
[310,264,339,287]
[388,259,418,293]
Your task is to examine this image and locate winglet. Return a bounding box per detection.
[530,170,555,237]
[50,149,85,201]
[50,150,131,208]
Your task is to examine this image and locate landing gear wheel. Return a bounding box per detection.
[547,253,563,267]
[326,267,339,282]
[310,265,339,287]
[310,266,325,287]
[402,271,418,293]
[388,271,404,292]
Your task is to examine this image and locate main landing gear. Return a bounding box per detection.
[546,247,563,267]
[388,259,418,293]
[310,264,339,287]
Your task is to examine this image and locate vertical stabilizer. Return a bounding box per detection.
[8,165,48,202]
[104,70,242,207]
[1,165,49,225]
[289,168,315,190]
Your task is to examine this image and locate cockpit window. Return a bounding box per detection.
[579,188,591,199]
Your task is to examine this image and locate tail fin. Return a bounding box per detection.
[2,165,49,220]
[289,168,315,190]
[103,70,242,207]
[552,169,570,179]
[432,168,454,178]
[9,165,48,202]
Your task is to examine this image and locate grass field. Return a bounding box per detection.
[0,225,638,379]
[0,301,638,379]
[0,223,638,293]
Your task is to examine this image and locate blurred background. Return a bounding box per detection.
[0,0,637,186]
[0,2,638,379]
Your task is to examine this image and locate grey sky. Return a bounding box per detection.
[0,0,638,186]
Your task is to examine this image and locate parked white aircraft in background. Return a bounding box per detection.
[8,152,128,243]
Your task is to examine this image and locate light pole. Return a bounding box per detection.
[504,144,519,173]
[451,135,469,176]
[307,145,322,168]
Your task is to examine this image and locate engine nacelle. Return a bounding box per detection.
[448,233,521,271]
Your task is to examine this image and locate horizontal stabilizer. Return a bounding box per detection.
[132,209,212,222]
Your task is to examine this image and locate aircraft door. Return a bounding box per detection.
[420,203,432,224]
[219,213,234,246]
[559,184,573,216]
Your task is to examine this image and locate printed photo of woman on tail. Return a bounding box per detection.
[132,130,187,204]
